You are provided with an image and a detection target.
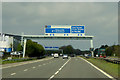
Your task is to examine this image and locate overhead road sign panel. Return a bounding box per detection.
[71,26,84,33]
[44,25,85,36]
[45,28,70,33]
[45,25,51,28]
[45,47,59,49]
[53,47,59,48]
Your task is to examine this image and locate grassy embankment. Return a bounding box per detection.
[81,57,119,78]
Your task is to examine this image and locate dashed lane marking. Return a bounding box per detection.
[39,65,41,66]
[2,57,54,69]
[11,73,16,76]
[24,69,28,71]
[32,67,36,69]
[43,64,46,65]
[48,58,71,80]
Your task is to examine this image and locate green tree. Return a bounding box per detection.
[16,43,23,51]
[74,49,81,55]
[112,45,120,56]
[105,47,113,56]
[105,45,120,57]
[26,40,45,57]
[60,45,74,55]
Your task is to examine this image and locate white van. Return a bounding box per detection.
[54,53,59,58]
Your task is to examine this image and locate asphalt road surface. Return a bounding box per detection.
[2,57,113,80]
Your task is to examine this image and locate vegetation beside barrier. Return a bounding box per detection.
[2,58,37,64]
[94,45,120,57]
[2,56,46,64]
[1,39,46,64]
[81,57,119,78]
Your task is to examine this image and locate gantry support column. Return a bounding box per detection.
[90,39,94,57]
[23,39,27,58]
[21,32,24,46]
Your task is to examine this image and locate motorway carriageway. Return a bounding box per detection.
[2,57,115,80]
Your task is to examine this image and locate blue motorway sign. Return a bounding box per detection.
[4,48,12,52]
[45,28,70,33]
[45,47,59,49]
[46,25,51,28]
[71,26,84,33]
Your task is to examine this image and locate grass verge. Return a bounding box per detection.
[2,58,37,64]
[81,57,119,78]
[2,56,47,64]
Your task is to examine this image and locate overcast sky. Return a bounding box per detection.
[2,2,118,50]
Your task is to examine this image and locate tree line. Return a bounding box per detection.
[60,44,120,57]
[59,45,81,55]
[17,39,120,57]
[94,45,120,57]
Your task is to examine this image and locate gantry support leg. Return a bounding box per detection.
[23,39,27,58]
[90,39,94,57]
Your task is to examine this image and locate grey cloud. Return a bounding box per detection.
[3,0,119,2]
[2,2,118,50]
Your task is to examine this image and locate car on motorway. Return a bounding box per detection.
[51,53,54,56]
[53,53,59,58]
[10,51,23,55]
[63,54,68,59]
[60,53,63,56]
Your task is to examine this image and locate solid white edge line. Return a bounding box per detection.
[80,57,116,80]
[48,58,71,80]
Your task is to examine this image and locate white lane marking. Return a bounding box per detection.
[58,68,62,71]
[48,58,71,80]
[49,75,54,79]
[32,67,36,69]
[80,57,115,80]
[8,66,11,67]
[0,65,11,69]
[2,57,54,69]
[11,73,16,76]
[39,65,41,66]
[43,64,46,65]
[55,71,59,75]
[24,69,28,71]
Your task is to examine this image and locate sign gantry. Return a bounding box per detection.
[22,25,94,58]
